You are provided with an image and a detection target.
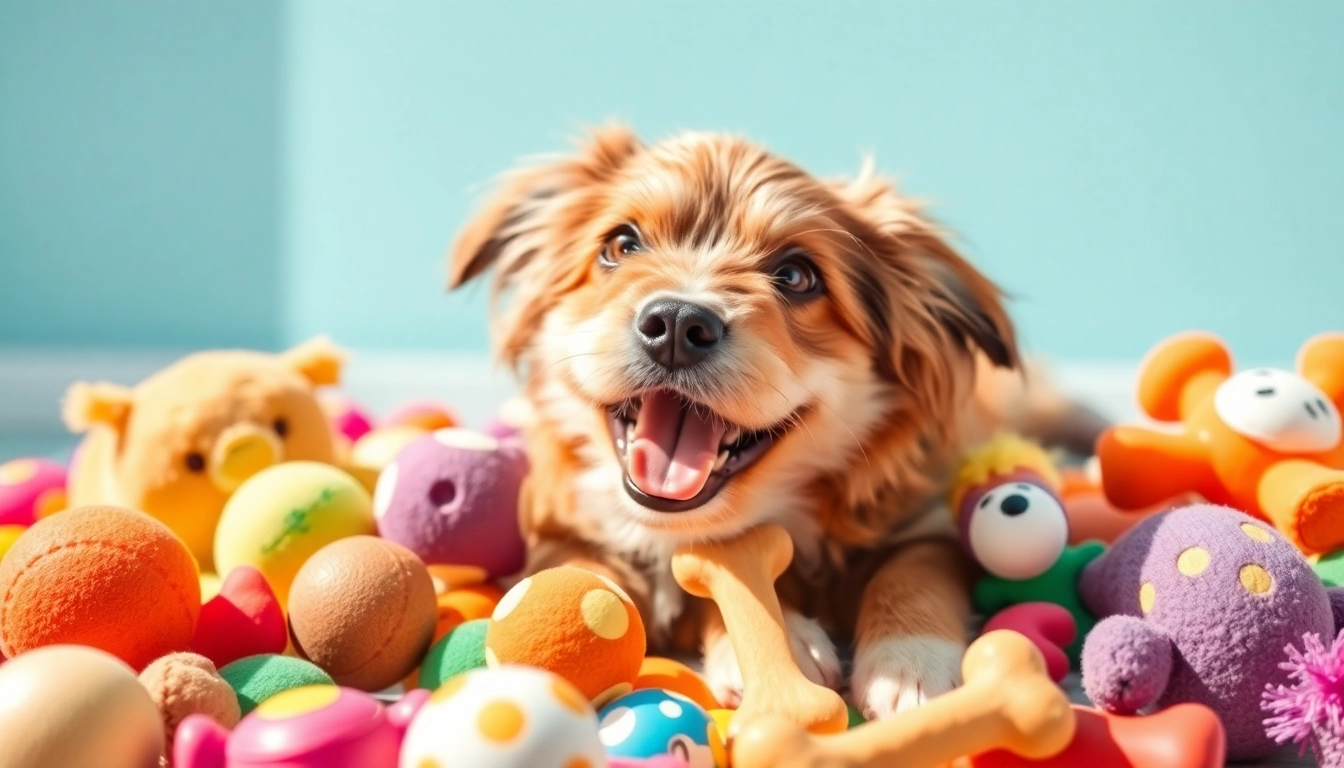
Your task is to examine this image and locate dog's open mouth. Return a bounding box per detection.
[606,389,787,512]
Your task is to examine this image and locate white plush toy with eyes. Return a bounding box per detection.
[949,433,1101,682]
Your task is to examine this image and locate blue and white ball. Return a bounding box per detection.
[598,689,725,767]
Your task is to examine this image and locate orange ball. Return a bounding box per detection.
[634,656,720,711]
[485,566,645,706]
[0,505,201,670]
[438,583,503,624]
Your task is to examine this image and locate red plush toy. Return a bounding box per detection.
[191,566,288,669]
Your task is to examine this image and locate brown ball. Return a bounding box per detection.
[138,652,240,757]
[287,535,436,691]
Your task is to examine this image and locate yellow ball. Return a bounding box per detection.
[213,462,375,608]
[199,571,224,602]
[0,524,26,561]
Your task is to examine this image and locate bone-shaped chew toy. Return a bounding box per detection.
[670,524,849,735]
[730,630,1075,768]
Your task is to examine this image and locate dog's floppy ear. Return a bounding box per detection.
[834,161,1018,373]
[447,125,641,291]
[911,238,1018,370]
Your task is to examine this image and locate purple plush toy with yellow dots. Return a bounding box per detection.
[1080,502,1344,761]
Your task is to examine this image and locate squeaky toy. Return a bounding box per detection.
[374,427,528,580]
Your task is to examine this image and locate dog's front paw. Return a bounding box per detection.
[702,612,841,707]
[851,636,964,719]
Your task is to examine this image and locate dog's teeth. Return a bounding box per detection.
[713,449,729,473]
[722,427,742,447]
[625,421,635,446]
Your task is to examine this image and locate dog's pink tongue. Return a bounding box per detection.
[627,390,726,501]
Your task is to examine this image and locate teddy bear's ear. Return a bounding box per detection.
[1298,332,1344,408]
[1134,332,1233,422]
[62,381,133,434]
[282,335,345,388]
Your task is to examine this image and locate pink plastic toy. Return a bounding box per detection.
[173,685,425,768]
[0,458,67,526]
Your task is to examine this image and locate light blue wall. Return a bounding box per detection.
[0,0,284,349]
[5,2,1343,361]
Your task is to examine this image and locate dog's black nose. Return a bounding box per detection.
[636,299,725,371]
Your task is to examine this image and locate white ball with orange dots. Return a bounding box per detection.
[399,665,605,768]
[485,566,647,706]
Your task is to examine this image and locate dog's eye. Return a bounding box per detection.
[599,225,643,267]
[772,253,821,297]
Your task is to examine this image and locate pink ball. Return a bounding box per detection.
[0,458,67,526]
[320,394,374,444]
[373,428,527,579]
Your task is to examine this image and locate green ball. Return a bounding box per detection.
[846,702,867,730]
[417,619,490,690]
[1316,549,1344,587]
[219,654,335,715]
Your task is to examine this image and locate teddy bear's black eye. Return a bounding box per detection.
[273,418,289,438]
[185,452,206,472]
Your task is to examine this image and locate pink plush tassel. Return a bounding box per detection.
[1263,629,1344,765]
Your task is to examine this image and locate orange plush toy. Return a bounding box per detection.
[1097,332,1344,553]
[62,338,344,571]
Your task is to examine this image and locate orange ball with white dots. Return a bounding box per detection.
[485,566,646,706]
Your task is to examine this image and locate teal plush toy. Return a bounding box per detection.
[951,433,1105,676]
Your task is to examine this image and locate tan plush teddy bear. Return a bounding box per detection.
[62,338,345,572]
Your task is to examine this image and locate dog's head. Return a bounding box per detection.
[449,127,1016,546]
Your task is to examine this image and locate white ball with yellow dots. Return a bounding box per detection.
[400,665,606,768]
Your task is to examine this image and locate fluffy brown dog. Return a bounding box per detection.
[448,126,1103,717]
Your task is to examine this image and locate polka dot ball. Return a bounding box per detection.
[598,689,726,768]
[485,566,646,706]
[400,666,605,768]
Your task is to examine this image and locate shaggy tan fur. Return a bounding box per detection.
[448,126,1103,716]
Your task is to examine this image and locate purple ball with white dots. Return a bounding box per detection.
[373,428,528,579]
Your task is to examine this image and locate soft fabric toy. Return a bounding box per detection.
[1097,331,1344,554]
[415,618,490,690]
[0,505,201,670]
[1262,628,1344,765]
[949,433,1104,671]
[486,565,646,706]
[138,652,241,757]
[217,654,335,717]
[1080,503,1341,760]
[63,337,345,571]
[373,427,529,581]
[212,461,375,608]
[286,536,437,692]
[191,566,288,669]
